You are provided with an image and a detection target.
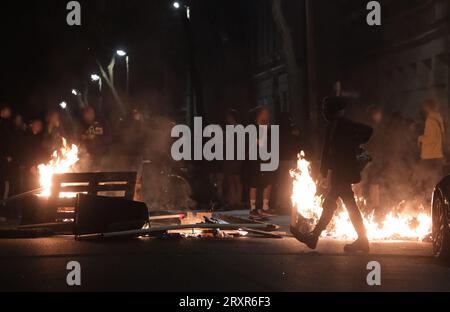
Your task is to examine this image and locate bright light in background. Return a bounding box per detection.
[173,1,181,9]
[91,74,100,81]
[116,50,127,57]
[71,89,78,96]
[59,101,67,109]
[186,6,190,19]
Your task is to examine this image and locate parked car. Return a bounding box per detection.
[432,176,450,261]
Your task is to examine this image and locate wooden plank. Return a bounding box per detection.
[76,223,274,240]
[57,184,131,193]
[53,172,137,183]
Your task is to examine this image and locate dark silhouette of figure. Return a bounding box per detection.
[223,109,243,209]
[362,106,384,219]
[79,106,111,170]
[292,97,373,253]
[43,110,66,156]
[22,118,47,191]
[248,106,273,217]
[0,105,13,218]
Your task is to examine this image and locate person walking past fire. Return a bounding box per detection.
[292,97,373,253]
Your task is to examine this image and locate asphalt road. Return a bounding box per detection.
[0,235,448,292]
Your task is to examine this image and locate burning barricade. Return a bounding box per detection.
[14,137,280,240]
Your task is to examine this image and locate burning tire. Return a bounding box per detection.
[432,185,450,261]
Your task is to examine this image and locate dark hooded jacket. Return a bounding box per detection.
[321,116,373,184]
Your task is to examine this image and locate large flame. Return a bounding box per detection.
[290,152,432,241]
[38,138,79,197]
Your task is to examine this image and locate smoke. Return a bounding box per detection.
[90,89,196,212]
[358,109,435,218]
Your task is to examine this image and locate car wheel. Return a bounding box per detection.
[433,190,450,261]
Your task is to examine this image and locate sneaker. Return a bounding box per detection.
[249,210,260,218]
[290,226,319,250]
[344,238,370,253]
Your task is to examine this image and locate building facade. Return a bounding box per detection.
[251,0,450,135]
[249,0,307,126]
[339,0,450,121]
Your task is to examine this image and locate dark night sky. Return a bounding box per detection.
[0,0,254,119]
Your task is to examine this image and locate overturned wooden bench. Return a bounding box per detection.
[21,172,137,226]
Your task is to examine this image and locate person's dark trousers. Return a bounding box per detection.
[313,176,367,239]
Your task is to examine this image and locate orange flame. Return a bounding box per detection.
[38,138,79,197]
[290,152,431,241]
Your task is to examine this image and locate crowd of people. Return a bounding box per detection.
[0,104,151,219]
[207,107,304,216]
[1,96,444,225]
[0,103,305,219]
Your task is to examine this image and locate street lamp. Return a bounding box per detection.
[91,74,102,91]
[172,1,190,19]
[71,89,86,107]
[59,101,67,110]
[90,74,103,111]
[116,50,127,57]
[172,0,199,123]
[115,50,130,95]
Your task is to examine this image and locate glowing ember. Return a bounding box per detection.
[290,152,432,241]
[38,138,79,197]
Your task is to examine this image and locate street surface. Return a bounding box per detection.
[0,233,447,292]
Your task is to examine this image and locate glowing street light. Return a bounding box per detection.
[71,89,78,96]
[172,1,190,19]
[91,74,100,82]
[115,50,130,95]
[91,73,103,93]
[116,50,127,57]
[59,101,67,109]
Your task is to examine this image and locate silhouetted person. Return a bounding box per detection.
[248,106,273,217]
[223,109,243,209]
[23,118,46,191]
[292,97,373,253]
[0,105,13,218]
[418,99,445,201]
[114,107,147,170]
[43,110,66,155]
[79,106,111,170]
[6,114,28,217]
[363,105,384,219]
